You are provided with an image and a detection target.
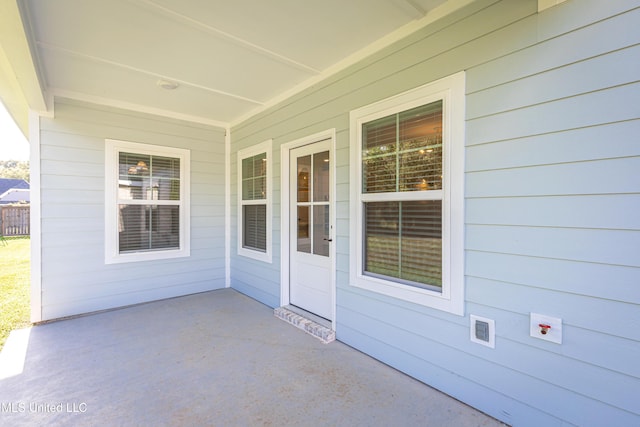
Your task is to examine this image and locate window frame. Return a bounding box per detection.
[105,139,191,264]
[237,139,272,263]
[349,72,465,315]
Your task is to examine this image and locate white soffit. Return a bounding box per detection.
[21,0,468,127]
[0,0,48,134]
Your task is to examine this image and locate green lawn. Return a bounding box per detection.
[0,237,31,351]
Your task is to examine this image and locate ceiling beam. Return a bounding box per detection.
[52,88,230,129]
[390,0,428,19]
[538,0,568,12]
[37,42,265,106]
[231,0,477,127]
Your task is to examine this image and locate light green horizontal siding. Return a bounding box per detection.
[229,0,640,425]
[39,99,227,320]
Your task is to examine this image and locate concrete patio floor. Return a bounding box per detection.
[0,289,505,426]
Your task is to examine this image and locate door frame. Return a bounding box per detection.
[280,128,336,329]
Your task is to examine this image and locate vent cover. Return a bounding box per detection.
[470,315,495,348]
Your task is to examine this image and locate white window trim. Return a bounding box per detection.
[349,71,465,315]
[237,139,272,263]
[105,139,191,264]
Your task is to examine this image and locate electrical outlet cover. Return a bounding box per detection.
[530,313,562,344]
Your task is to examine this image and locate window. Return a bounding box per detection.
[349,72,465,315]
[237,140,272,262]
[105,140,190,264]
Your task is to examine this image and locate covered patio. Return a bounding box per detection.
[0,289,503,426]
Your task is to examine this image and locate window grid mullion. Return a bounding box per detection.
[309,153,315,254]
[395,114,400,193]
[242,199,267,206]
[360,190,444,203]
[398,201,403,280]
[117,199,181,206]
[148,205,153,249]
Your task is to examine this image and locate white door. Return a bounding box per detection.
[289,140,332,320]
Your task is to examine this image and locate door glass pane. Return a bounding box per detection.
[297,155,310,202]
[297,206,310,253]
[313,205,330,257]
[313,151,330,202]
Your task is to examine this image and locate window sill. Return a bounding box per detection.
[350,273,463,316]
[105,248,190,265]
[237,247,272,263]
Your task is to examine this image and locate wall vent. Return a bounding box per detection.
[470,315,495,348]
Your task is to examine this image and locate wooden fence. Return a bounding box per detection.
[0,205,30,237]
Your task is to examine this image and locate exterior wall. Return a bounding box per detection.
[39,99,227,320]
[230,1,640,426]
[230,144,280,308]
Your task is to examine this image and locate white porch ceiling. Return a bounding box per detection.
[22,0,463,127]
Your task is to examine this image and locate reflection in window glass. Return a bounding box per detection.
[362,101,443,194]
[297,155,310,203]
[297,206,310,253]
[117,151,181,254]
[243,205,267,251]
[242,153,267,201]
[313,151,329,202]
[364,200,442,289]
[313,204,330,257]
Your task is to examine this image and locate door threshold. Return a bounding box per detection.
[274,306,335,344]
[286,305,331,328]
